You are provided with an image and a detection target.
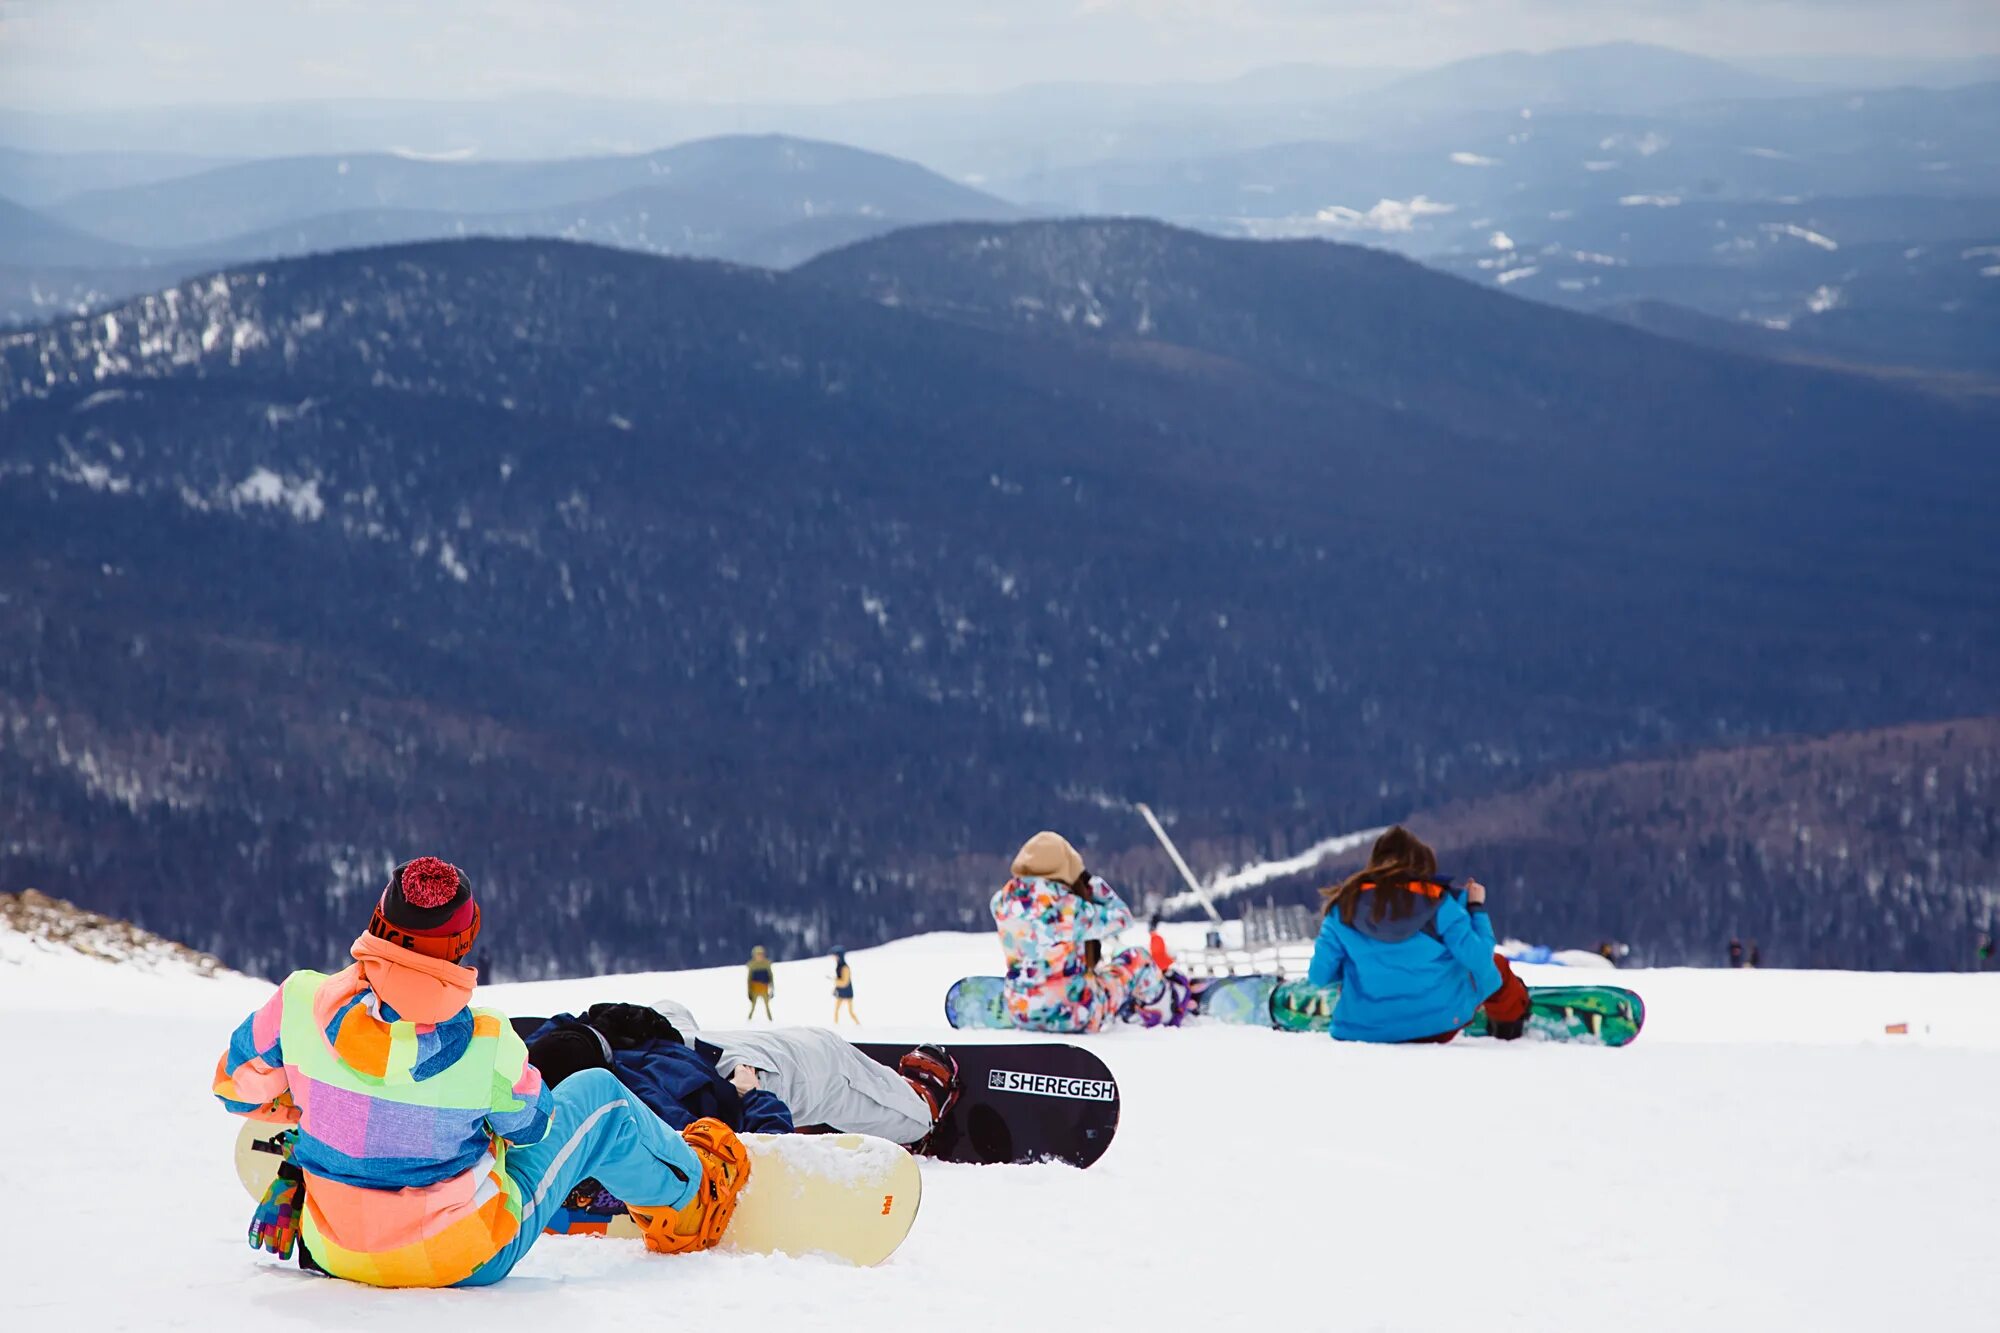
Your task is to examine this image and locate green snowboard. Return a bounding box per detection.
[1261,979,1646,1046]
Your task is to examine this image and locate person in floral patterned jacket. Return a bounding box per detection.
[992,831,1168,1033]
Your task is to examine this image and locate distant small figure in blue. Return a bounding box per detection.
[831,950,859,1025]
[1728,938,1745,968]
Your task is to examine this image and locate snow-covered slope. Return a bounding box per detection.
[3,923,1995,1332]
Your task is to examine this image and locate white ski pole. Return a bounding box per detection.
[1135,802,1224,924]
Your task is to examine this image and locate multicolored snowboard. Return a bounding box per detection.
[1197,976,1646,1046]
[853,1041,1120,1169]
[943,975,1012,1030]
[943,973,1193,1034]
[1190,974,1284,1025]
[234,1120,922,1267]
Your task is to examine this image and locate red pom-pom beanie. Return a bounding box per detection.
[367,856,481,962]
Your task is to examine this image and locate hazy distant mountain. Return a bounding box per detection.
[1008,82,2000,226]
[0,96,700,160]
[52,134,1016,251]
[0,195,143,267]
[1001,79,2000,376]
[1424,195,2000,377]
[1186,63,1410,104]
[1741,54,2000,91]
[0,46,1819,177]
[0,136,1023,324]
[5,227,1995,975]
[0,146,237,208]
[1361,42,1792,114]
[182,202,940,276]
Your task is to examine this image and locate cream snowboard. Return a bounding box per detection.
[235,1121,922,1267]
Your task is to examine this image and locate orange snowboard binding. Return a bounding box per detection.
[629,1117,752,1255]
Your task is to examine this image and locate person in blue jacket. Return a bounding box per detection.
[523,1004,795,1134]
[1307,826,1531,1043]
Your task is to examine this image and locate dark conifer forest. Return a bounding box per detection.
[2,226,1995,977]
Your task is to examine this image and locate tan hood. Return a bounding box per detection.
[349,932,478,1025]
[1011,830,1085,886]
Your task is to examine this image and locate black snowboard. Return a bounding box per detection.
[853,1041,1120,1169]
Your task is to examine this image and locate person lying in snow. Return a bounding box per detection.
[527,999,957,1148]
[522,1001,958,1223]
[993,830,1175,1033]
[212,856,750,1287]
[1306,826,1531,1044]
[523,1003,796,1136]
[654,1000,958,1144]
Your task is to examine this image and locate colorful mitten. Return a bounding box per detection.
[247,1132,304,1260]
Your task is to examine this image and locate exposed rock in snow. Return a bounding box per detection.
[0,889,231,977]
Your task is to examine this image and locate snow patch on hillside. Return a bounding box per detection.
[1310,195,1456,233]
[232,467,326,521]
[1764,222,1839,251]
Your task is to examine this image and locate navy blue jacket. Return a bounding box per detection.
[526,1014,794,1133]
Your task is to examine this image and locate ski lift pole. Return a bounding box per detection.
[1135,802,1224,924]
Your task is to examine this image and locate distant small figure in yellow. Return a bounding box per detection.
[746,945,775,1020]
[831,950,859,1024]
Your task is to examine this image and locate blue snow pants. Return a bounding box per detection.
[459,1067,704,1285]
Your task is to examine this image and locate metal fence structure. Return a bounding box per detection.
[1178,899,1320,979]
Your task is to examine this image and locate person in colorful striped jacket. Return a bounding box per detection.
[213,856,750,1287]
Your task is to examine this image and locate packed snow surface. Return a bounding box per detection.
[4,923,1996,1331]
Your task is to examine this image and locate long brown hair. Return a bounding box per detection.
[1319,826,1443,926]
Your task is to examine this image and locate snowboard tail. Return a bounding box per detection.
[1475,985,1645,1045]
[853,1040,1120,1169]
[1190,974,1281,1024]
[943,975,1012,1030]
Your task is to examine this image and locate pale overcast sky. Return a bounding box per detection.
[2,0,1995,108]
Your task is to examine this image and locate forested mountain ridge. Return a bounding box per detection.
[2,227,1994,976]
[1408,717,2000,969]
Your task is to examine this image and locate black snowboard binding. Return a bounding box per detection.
[897,1043,962,1136]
